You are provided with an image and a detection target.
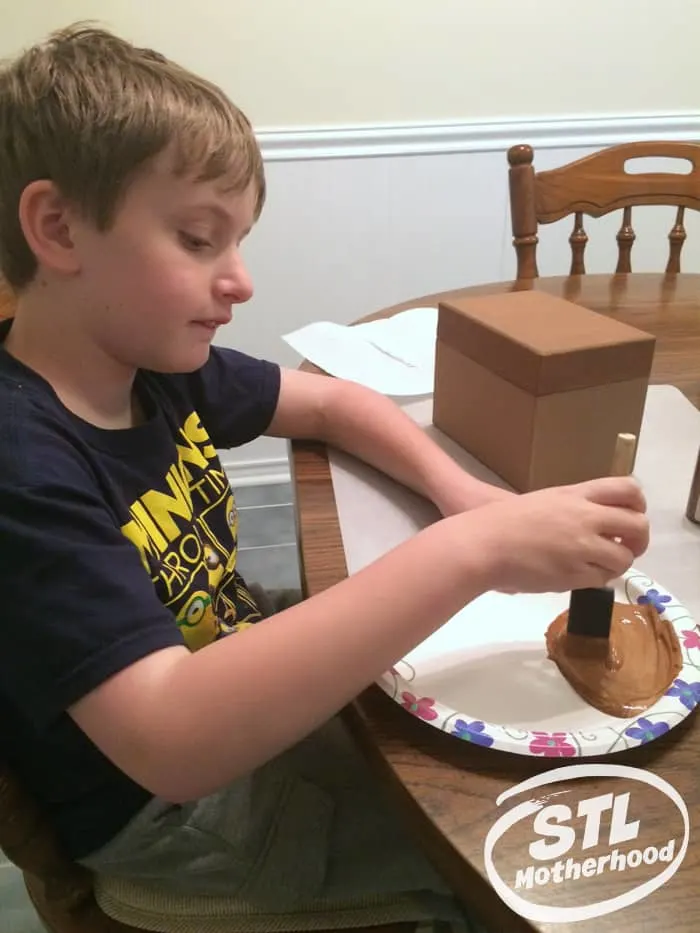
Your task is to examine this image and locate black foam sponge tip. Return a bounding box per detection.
[567,587,614,639]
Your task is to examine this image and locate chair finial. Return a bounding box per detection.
[508,144,534,167]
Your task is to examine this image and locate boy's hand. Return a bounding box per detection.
[464,476,649,594]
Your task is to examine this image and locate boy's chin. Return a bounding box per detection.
[145,345,212,374]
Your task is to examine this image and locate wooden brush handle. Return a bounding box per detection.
[611,432,637,477]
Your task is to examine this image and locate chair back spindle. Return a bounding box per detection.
[508,141,700,278]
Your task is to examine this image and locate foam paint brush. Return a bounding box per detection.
[566,433,637,640]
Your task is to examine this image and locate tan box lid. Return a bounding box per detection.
[437,290,656,396]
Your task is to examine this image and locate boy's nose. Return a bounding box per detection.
[215,255,254,304]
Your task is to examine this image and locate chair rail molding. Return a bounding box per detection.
[258,112,700,162]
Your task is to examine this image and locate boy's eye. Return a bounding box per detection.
[178,231,212,252]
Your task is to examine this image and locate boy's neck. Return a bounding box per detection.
[6,285,141,430]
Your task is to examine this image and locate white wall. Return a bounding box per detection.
[1,3,698,481]
[1,0,698,126]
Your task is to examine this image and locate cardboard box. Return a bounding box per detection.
[433,291,656,491]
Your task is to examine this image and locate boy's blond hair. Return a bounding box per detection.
[0,23,265,289]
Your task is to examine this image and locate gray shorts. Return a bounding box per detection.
[81,584,489,929]
[81,717,483,927]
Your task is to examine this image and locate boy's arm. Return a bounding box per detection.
[70,511,498,802]
[69,477,647,803]
[265,369,511,516]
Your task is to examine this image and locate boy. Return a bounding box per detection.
[0,23,648,932]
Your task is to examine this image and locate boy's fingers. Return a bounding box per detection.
[578,477,647,512]
[596,509,650,557]
[597,507,649,537]
[587,539,636,579]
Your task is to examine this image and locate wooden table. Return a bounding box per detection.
[291,273,700,933]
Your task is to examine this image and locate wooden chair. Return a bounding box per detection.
[0,760,130,932]
[507,140,700,279]
[0,277,13,319]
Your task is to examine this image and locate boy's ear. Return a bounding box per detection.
[18,180,82,276]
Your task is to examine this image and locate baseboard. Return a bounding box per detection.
[257,111,700,161]
[222,456,291,488]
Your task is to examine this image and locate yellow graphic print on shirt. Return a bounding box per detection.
[119,411,262,651]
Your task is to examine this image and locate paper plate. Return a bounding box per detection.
[378,569,700,757]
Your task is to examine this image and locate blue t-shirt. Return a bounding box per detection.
[0,318,281,859]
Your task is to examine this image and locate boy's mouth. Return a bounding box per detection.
[191,316,230,333]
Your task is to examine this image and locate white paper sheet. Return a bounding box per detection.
[282,307,438,396]
[328,385,700,618]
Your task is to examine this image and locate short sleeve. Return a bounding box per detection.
[0,439,185,730]
[180,347,281,449]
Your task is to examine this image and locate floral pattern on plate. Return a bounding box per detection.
[377,568,700,758]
